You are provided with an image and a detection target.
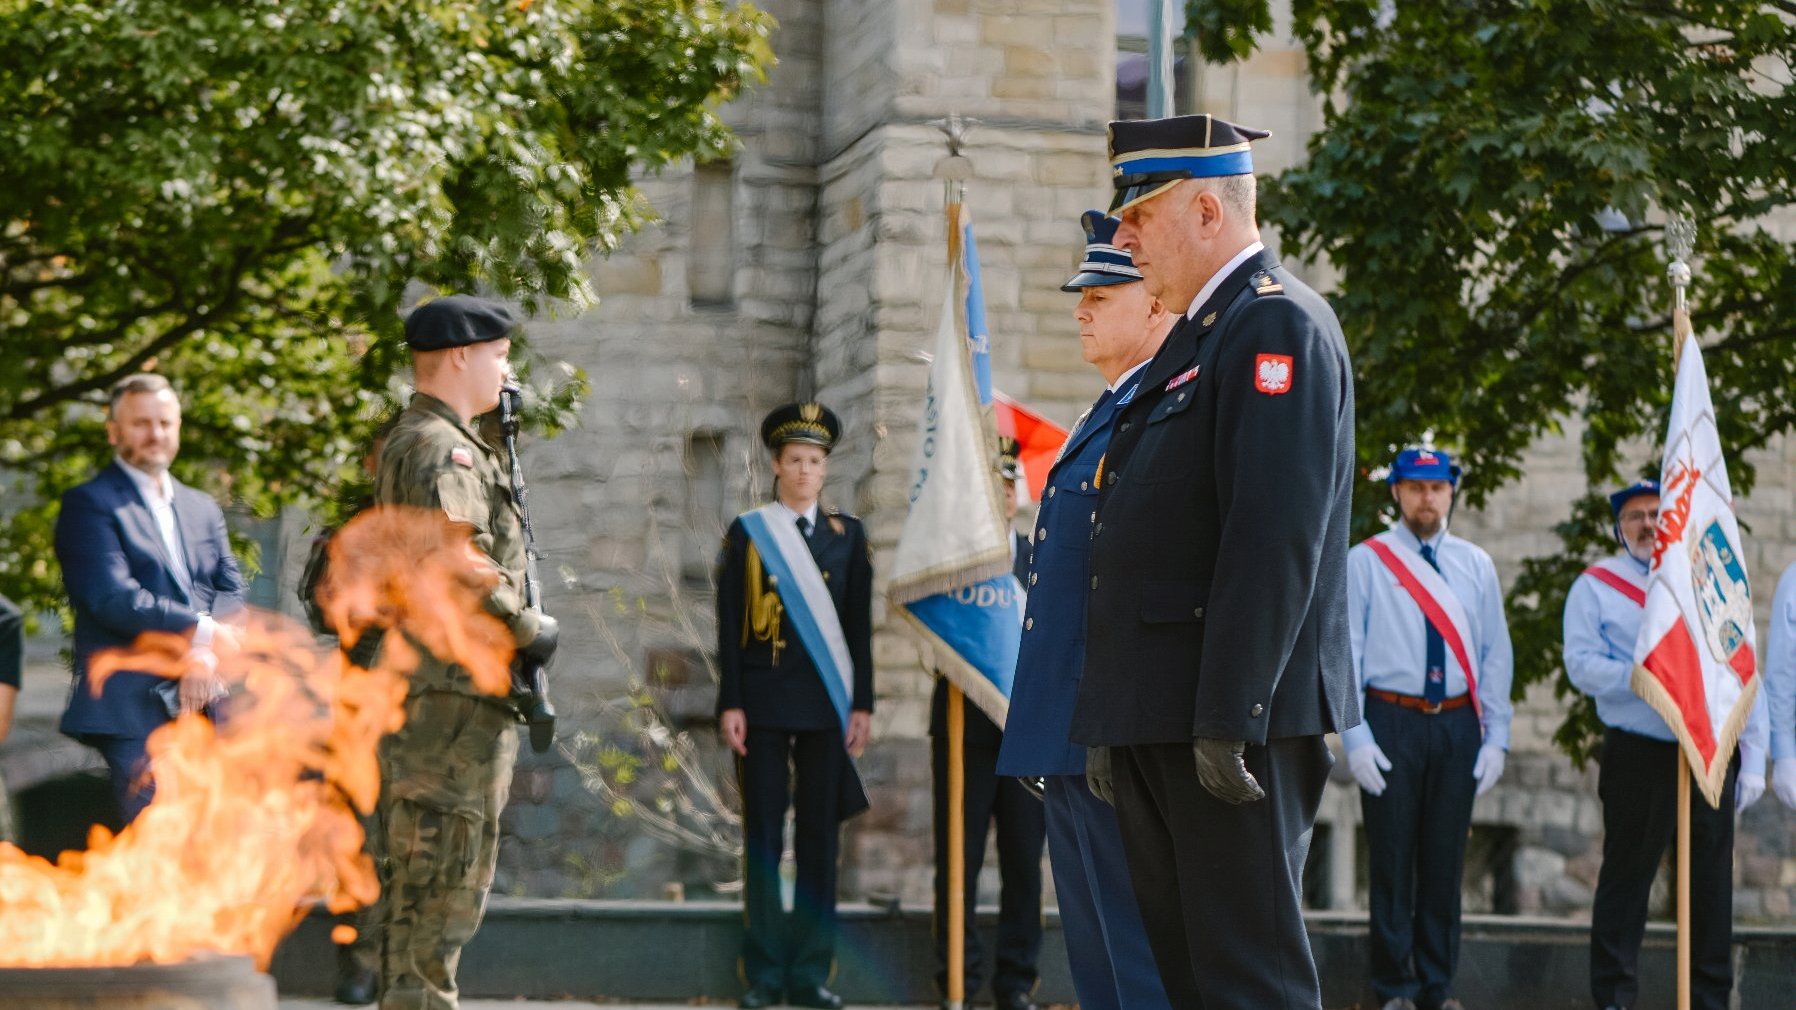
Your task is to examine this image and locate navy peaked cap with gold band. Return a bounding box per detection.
[404,295,521,351]
[997,436,1021,481]
[1061,210,1143,292]
[1108,114,1271,213]
[761,401,842,453]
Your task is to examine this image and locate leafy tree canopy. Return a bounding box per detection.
[0,0,773,613]
[1192,0,1796,761]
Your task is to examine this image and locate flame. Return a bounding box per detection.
[0,507,512,968]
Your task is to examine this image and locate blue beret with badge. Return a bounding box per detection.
[761,401,841,453]
[1061,210,1144,292]
[404,295,521,351]
[1608,479,1660,519]
[1108,114,1271,213]
[1388,447,1461,485]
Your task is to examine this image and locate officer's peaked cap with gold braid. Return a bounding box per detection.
[761,401,842,453]
[1108,114,1271,214]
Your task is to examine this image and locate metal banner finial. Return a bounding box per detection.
[932,113,977,183]
[1665,216,1695,290]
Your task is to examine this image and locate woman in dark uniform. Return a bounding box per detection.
[716,402,873,1010]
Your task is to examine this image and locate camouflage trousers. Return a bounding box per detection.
[374,692,517,1010]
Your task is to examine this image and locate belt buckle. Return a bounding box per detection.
[1421,700,1443,715]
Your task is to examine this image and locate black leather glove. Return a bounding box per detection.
[520,613,559,664]
[1193,737,1264,805]
[1085,745,1115,806]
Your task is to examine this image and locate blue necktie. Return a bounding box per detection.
[1075,386,1116,439]
[796,515,812,539]
[1420,543,1446,705]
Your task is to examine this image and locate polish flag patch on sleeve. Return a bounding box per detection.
[1254,353,1294,395]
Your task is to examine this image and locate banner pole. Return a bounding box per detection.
[1677,748,1691,1010]
[947,681,966,1010]
[1665,215,1695,1010]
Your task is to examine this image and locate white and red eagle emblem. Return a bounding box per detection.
[1253,353,1293,395]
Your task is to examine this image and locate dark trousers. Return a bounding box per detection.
[1590,728,1738,1010]
[1042,775,1171,1010]
[1112,737,1330,1010]
[91,734,154,823]
[1361,697,1480,1009]
[739,726,850,992]
[930,733,1046,1000]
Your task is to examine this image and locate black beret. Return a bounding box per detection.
[761,402,841,453]
[404,295,520,351]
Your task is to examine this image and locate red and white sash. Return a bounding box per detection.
[1364,529,1483,720]
[1582,556,1646,608]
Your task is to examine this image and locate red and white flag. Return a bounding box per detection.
[993,392,1068,504]
[1631,336,1759,808]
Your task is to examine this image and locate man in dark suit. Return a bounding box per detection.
[995,212,1172,1010]
[1071,115,1358,1010]
[55,372,246,823]
[716,402,873,1010]
[930,437,1047,1010]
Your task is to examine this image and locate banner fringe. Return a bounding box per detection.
[898,604,1011,729]
[1629,665,1758,810]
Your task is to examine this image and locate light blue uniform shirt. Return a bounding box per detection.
[1342,526,1514,752]
[1564,551,1768,772]
[1764,561,1796,762]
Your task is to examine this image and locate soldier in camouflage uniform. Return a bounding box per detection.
[371,295,558,1010]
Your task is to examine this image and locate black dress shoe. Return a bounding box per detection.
[740,983,783,1009]
[788,984,845,1009]
[993,991,1037,1010]
[333,966,378,1005]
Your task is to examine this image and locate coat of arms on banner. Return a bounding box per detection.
[1690,520,1752,674]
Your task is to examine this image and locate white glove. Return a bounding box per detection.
[1472,743,1506,796]
[1347,742,1392,796]
[1736,772,1766,812]
[1775,757,1796,810]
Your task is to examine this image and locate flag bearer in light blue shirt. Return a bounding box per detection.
[1569,480,1766,1010]
[1344,448,1512,1010]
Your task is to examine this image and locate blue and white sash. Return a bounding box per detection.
[739,504,855,730]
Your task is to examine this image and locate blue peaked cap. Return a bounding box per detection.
[1061,210,1144,291]
[1388,448,1461,485]
[1108,114,1271,213]
[1608,480,1660,519]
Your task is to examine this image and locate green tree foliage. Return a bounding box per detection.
[0,0,772,611]
[1192,0,1796,761]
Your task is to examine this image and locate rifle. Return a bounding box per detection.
[499,378,557,753]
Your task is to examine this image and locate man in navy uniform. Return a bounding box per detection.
[1567,479,1766,1010]
[930,437,1047,1010]
[995,212,1173,1010]
[716,403,873,1010]
[1344,449,1512,1010]
[1071,115,1357,1010]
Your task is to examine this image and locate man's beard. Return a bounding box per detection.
[1402,513,1444,539]
[1624,535,1655,563]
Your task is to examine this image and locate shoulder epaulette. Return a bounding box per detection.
[1251,271,1285,297]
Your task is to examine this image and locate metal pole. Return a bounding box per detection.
[1146,0,1176,117]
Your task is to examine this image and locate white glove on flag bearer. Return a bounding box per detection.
[1629,336,1760,810]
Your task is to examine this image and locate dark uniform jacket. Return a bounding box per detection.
[715,508,874,732]
[1070,249,1359,747]
[995,385,1139,779]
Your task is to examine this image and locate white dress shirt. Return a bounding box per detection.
[1183,240,1266,320]
[117,457,215,649]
